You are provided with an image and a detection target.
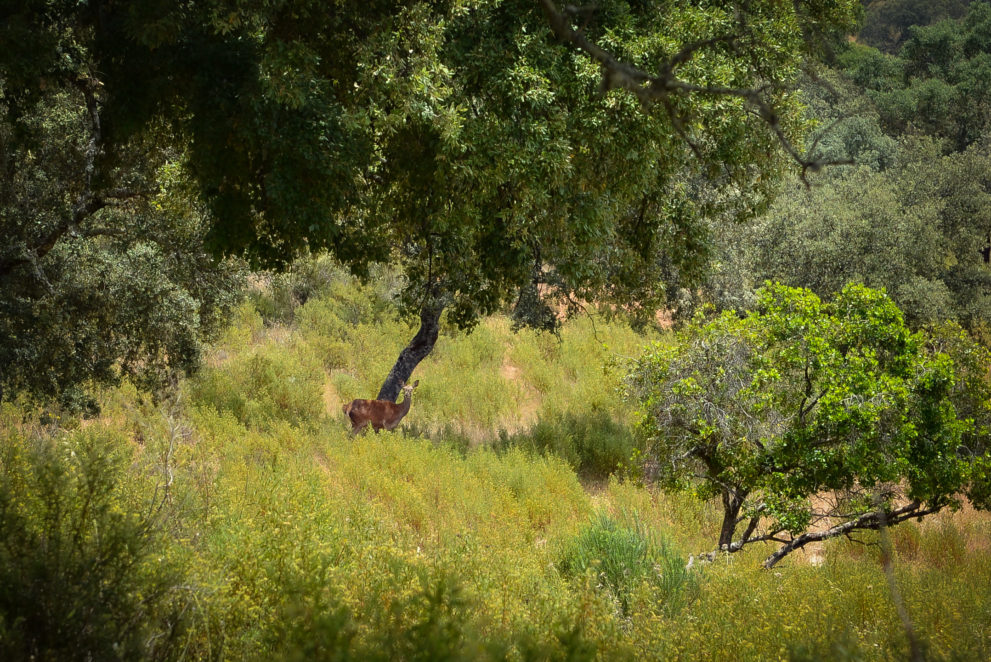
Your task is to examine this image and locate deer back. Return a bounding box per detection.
[343,381,418,433]
[344,398,407,431]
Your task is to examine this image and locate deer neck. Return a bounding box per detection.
[397,391,413,415]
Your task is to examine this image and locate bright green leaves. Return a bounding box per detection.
[627,283,991,549]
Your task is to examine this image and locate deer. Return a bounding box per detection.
[342,380,419,435]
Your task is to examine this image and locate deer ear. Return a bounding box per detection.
[412,380,419,388]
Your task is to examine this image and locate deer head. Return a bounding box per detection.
[342,380,419,434]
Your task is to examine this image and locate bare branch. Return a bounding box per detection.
[762,501,943,569]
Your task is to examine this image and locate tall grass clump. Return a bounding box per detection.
[415,321,519,433]
[0,414,187,661]
[558,513,697,617]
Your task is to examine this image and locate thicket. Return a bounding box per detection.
[0,414,188,660]
[0,89,243,413]
[858,0,978,53]
[1,270,989,660]
[843,2,991,151]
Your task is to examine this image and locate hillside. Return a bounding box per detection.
[3,265,990,660]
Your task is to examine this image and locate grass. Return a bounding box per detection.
[2,260,990,660]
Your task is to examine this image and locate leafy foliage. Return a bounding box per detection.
[858,0,976,53]
[3,1,863,406]
[685,7,991,330]
[0,419,186,660]
[749,139,991,329]
[361,0,851,332]
[0,72,243,410]
[695,126,991,332]
[626,283,991,564]
[843,2,991,150]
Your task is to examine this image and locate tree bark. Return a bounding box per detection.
[718,488,745,549]
[376,300,444,402]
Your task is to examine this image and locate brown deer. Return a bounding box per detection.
[342,380,419,434]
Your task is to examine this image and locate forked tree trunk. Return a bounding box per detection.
[376,300,444,402]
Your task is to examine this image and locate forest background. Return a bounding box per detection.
[2,0,991,660]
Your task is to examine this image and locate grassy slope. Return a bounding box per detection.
[4,265,990,660]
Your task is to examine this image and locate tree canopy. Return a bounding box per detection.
[0,77,242,410]
[626,283,991,567]
[1,0,862,404]
[750,139,991,330]
[685,18,991,335]
[841,1,991,151]
[857,0,976,53]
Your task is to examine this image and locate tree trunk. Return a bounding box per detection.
[376,300,444,402]
[718,488,744,549]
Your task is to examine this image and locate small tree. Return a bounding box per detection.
[626,282,991,568]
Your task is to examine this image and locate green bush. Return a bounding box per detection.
[266,569,608,662]
[494,412,636,479]
[251,256,404,332]
[558,514,696,617]
[787,628,867,662]
[0,422,187,661]
[250,255,352,325]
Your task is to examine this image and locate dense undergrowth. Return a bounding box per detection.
[2,261,990,660]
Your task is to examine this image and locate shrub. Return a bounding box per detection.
[558,514,696,617]
[0,423,187,661]
[250,255,352,325]
[494,412,636,479]
[188,343,325,430]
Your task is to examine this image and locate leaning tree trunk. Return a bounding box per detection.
[376,300,445,402]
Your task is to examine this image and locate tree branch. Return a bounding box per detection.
[0,189,153,278]
[537,0,853,182]
[761,501,943,569]
[538,0,652,98]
